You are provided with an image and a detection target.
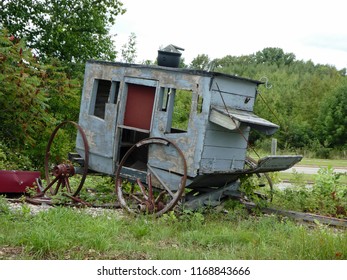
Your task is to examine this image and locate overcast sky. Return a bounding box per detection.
[113,0,347,70]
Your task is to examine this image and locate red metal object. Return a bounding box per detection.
[0,170,40,193]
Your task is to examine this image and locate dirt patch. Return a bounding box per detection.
[0,246,24,260]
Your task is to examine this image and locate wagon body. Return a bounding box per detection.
[75,60,301,209]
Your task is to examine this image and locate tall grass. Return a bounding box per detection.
[0,197,346,260]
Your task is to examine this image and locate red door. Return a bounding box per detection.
[123,84,156,130]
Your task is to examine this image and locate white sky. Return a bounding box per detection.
[112,0,347,70]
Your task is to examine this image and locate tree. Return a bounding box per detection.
[0,0,126,63]
[255,47,296,66]
[0,28,81,167]
[316,82,347,148]
[190,54,211,70]
[121,32,137,63]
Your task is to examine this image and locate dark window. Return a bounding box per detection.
[93,79,111,119]
[91,79,120,119]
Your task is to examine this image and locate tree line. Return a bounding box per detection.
[0,1,346,171]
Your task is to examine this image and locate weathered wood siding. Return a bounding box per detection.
[76,63,120,175]
[200,76,257,173]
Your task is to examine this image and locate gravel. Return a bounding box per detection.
[5,199,124,218]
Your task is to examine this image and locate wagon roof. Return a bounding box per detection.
[87,60,264,85]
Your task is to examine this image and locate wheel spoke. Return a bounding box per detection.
[136,178,148,200]
[147,164,174,197]
[64,177,71,193]
[53,178,62,195]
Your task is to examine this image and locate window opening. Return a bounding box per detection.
[169,89,192,133]
[90,79,111,119]
[197,95,203,114]
[158,87,170,111]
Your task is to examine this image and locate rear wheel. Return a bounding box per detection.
[116,137,187,217]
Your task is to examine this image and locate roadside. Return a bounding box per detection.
[282,165,347,175]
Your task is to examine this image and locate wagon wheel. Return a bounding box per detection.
[115,137,187,217]
[244,156,273,202]
[43,121,89,197]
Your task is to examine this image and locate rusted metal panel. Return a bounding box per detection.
[0,170,40,193]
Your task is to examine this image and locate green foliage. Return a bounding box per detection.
[121,32,137,63]
[189,54,211,70]
[0,0,126,63]
[79,176,117,205]
[171,89,192,130]
[254,47,296,66]
[316,81,347,149]
[0,196,10,215]
[0,29,51,147]
[0,141,33,170]
[0,28,81,168]
[273,167,347,217]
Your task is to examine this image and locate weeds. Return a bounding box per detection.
[273,167,347,217]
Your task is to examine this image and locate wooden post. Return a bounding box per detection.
[271,138,277,155]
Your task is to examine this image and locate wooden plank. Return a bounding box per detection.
[202,146,246,160]
[204,129,248,149]
[209,109,240,130]
[211,91,254,111]
[242,201,347,228]
[200,158,245,172]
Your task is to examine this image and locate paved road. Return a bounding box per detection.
[281,166,347,174]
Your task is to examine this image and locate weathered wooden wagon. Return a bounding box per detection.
[43,58,302,216]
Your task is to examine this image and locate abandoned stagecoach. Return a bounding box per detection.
[43,58,302,216]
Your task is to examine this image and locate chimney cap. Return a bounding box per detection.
[161,44,185,54]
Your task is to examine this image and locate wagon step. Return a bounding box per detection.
[68,152,85,166]
[247,155,303,173]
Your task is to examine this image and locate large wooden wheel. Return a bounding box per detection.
[115,137,187,217]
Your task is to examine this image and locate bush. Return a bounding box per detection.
[274,167,347,217]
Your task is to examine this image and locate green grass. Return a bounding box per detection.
[299,158,347,168]
[277,171,347,184]
[248,152,347,168]
[0,200,346,260]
